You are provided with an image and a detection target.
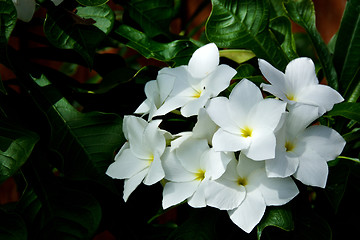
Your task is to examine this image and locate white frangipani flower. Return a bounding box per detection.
[162,138,232,209]
[135,43,237,118]
[259,57,344,115]
[206,79,286,160]
[266,104,346,187]
[205,154,299,233]
[106,116,168,201]
[12,0,63,22]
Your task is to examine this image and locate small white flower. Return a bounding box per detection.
[135,43,237,118]
[259,57,344,115]
[162,138,232,209]
[206,79,286,160]
[266,104,346,187]
[205,154,299,233]
[106,116,168,201]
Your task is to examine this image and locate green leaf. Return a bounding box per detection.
[205,0,289,70]
[114,24,198,66]
[326,163,350,212]
[0,122,39,183]
[31,75,125,190]
[257,205,294,239]
[76,0,109,6]
[124,0,176,38]
[0,0,17,45]
[18,185,101,239]
[44,4,114,66]
[333,0,360,101]
[219,49,255,64]
[284,0,338,90]
[0,209,27,240]
[327,102,360,122]
[269,16,298,60]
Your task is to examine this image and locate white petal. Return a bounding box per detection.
[206,97,241,133]
[143,80,160,106]
[192,108,218,145]
[297,84,344,115]
[176,138,208,173]
[154,95,191,117]
[180,93,209,117]
[248,98,286,130]
[205,178,246,210]
[249,169,299,206]
[229,79,263,119]
[285,104,320,137]
[243,127,276,160]
[258,59,286,93]
[162,148,196,182]
[293,144,328,188]
[202,149,233,180]
[205,64,237,96]
[265,150,299,178]
[228,189,266,233]
[188,180,208,208]
[106,148,149,179]
[143,120,165,156]
[162,181,200,209]
[261,83,288,102]
[123,168,148,202]
[134,99,151,115]
[212,128,250,152]
[188,43,219,78]
[284,57,318,91]
[157,73,176,103]
[301,125,346,161]
[143,154,165,185]
[237,153,265,178]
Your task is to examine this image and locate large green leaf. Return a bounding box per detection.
[333,0,360,101]
[284,0,338,90]
[0,122,39,183]
[327,102,360,123]
[31,75,125,190]
[0,0,17,45]
[205,0,289,70]
[0,209,27,240]
[44,4,114,66]
[76,0,109,6]
[257,205,294,239]
[114,24,198,66]
[18,185,101,239]
[124,0,176,38]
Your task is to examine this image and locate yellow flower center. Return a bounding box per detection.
[194,169,205,181]
[285,141,295,152]
[193,89,203,98]
[147,154,154,165]
[240,126,253,138]
[285,93,296,101]
[237,177,247,186]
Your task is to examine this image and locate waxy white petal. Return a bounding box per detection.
[123,168,148,202]
[143,154,165,185]
[188,180,208,208]
[242,127,276,160]
[301,125,346,161]
[228,188,266,233]
[212,128,250,152]
[176,138,208,173]
[188,43,219,78]
[258,59,286,92]
[106,148,149,179]
[162,181,200,209]
[162,148,196,182]
[293,144,328,188]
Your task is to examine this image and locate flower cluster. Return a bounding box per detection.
[106,43,346,233]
